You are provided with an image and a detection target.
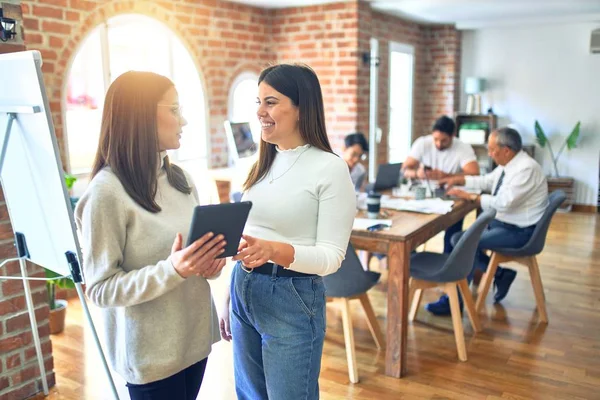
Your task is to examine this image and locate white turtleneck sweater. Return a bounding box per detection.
[243,144,356,276]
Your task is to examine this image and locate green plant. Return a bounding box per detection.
[45,172,78,310]
[45,269,75,310]
[534,120,581,177]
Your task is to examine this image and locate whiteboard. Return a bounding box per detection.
[0,50,82,278]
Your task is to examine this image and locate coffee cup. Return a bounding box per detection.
[366,192,382,219]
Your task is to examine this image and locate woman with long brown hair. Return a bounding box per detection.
[219,64,356,399]
[75,71,226,399]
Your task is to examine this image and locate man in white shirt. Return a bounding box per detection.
[403,116,480,252]
[342,132,369,192]
[425,127,548,316]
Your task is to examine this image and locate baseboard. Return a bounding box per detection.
[572,204,598,213]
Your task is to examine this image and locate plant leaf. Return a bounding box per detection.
[57,278,76,289]
[534,120,547,147]
[64,173,77,190]
[566,121,581,150]
[44,268,63,279]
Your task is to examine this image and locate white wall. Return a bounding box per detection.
[461,23,600,206]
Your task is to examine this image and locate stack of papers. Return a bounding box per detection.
[380,196,454,214]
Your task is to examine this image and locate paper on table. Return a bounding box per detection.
[380,196,454,214]
[353,218,393,230]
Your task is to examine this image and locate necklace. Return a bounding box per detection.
[269,145,311,184]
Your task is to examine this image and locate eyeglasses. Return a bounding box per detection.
[157,104,184,119]
[349,150,367,161]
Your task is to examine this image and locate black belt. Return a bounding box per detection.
[246,262,316,278]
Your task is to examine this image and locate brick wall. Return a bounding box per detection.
[270,1,363,152]
[20,0,271,168]
[0,3,56,399]
[367,11,461,164]
[21,0,460,169]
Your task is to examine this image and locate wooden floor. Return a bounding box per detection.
[44,211,600,400]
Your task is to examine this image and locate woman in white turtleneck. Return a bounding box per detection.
[220,64,356,400]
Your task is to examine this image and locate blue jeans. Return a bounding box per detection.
[230,262,326,400]
[450,219,536,282]
[444,218,464,254]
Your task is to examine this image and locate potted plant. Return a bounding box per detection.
[46,270,74,334]
[46,172,78,334]
[534,120,581,211]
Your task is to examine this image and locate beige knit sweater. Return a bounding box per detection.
[75,161,220,385]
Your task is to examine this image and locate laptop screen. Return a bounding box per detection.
[374,163,402,191]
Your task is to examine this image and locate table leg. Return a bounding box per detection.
[385,241,410,378]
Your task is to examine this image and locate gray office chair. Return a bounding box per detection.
[475,190,566,322]
[409,209,496,361]
[323,243,385,383]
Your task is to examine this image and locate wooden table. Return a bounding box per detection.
[350,199,478,378]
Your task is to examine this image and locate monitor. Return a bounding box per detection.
[224,120,258,165]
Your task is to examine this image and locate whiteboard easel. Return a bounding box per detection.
[0,51,118,399]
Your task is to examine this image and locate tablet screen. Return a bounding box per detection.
[186,201,252,258]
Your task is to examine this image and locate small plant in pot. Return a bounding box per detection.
[534,120,581,211]
[46,270,74,334]
[46,172,78,334]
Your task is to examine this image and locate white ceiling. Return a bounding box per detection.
[225,0,600,29]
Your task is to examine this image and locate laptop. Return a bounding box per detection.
[373,163,402,191]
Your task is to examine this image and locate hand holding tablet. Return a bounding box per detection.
[170,231,227,278]
[186,201,253,258]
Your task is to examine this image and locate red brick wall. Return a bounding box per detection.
[421,25,462,136]
[270,1,363,152]
[20,0,272,169]
[1,3,55,399]
[368,11,461,164]
[20,0,460,169]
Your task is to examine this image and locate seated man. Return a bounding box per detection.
[403,115,480,253]
[426,127,548,316]
[342,132,369,192]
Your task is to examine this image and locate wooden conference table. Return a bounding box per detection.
[350,198,478,378]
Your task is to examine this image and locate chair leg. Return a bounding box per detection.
[476,252,501,313]
[358,293,385,350]
[527,256,549,323]
[408,286,423,322]
[446,283,467,362]
[340,298,359,383]
[458,279,482,333]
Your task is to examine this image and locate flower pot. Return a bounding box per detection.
[547,177,574,212]
[49,299,68,335]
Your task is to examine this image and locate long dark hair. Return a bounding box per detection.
[91,71,191,212]
[243,64,333,190]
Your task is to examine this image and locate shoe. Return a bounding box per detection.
[425,294,463,316]
[493,268,517,303]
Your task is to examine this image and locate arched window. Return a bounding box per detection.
[228,72,260,143]
[65,14,207,174]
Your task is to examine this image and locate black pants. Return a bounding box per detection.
[127,358,208,400]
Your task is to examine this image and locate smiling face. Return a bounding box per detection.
[256,82,301,149]
[156,86,187,151]
[343,144,365,170]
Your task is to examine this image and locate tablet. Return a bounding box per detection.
[186,201,253,258]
